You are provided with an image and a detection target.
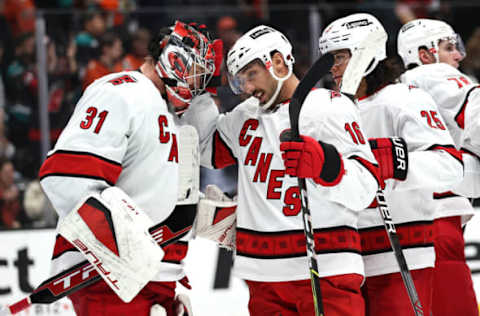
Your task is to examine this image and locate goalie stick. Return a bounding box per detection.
[0,204,196,316]
[279,53,335,316]
[338,29,424,316]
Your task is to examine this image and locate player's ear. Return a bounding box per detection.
[418,48,435,65]
[271,51,288,76]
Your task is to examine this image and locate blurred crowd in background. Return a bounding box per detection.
[0,0,479,230]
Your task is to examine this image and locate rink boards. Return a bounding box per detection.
[1,213,480,316]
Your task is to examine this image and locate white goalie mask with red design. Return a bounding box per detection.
[155,21,216,114]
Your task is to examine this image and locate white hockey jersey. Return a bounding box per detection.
[183,90,378,282]
[401,63,477,220]
[39,71,187,282]
[356,83,464,276]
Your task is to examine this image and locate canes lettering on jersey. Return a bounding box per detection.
[184,89,379,282]
[239,118,301,216]
[158,114,179,162]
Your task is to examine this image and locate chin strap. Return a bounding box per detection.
[260,64,294,111]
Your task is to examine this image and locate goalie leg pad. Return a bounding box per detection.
[58,187,164,303]
[195,185,237,250]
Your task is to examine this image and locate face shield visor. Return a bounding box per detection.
[227,60,263,95]
[227,57,292,112]
[437,33,466,59]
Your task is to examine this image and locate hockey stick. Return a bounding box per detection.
[371,190,424,316]
[0,204,197,316]
[279,53,334,316]
[338,31,424,316]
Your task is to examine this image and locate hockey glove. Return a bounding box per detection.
[368,137,408,188]
[205,39,223,95]
[187,22,223,95]
[280,134,345,186]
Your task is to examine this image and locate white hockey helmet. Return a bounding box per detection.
[397,18,465,68]
[319,13,387,76]
[226,25,295,110]
[154,21,215,114]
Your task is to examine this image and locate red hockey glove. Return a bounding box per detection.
[368,137,408,188]
[280,134,345,186]
[206,39,223,95]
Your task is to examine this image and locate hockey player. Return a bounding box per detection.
[319,13,464,316]
[182,24,383,316]
[38,21,218,316]
[397,18,479,316]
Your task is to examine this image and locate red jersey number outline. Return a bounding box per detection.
[80,107,109,134]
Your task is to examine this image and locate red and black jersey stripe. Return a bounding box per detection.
[39,150,122,186]
[433,191,459,200]
[349,155,381,188]
[427,144,463,166]
[455,85,480,129]
[359,220,433,255]
[212,130,236,169]
[236,226,361,259]
[461,147,480,160]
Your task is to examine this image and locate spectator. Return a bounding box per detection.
[216,16,241,54]
[0,108,15,161]
[0,159,21,229]
[75,9,107,69]
[3,0,35,38]
[395,0,439,24]
[5,33,74,178]
[4,32,37,154]
[0,41,6,109]
[114,27,150,71]
[214,16,244,113]
[23,179,57,228]
[82,31,123,90]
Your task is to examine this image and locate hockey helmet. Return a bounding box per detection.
[226,25,295,110]
[397,19,465,68]
[319,13,387,76]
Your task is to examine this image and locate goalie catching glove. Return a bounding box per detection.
[194,185,236,250]
[368,137,408,188]
[280,132,345,186]
[58,187,164,303]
